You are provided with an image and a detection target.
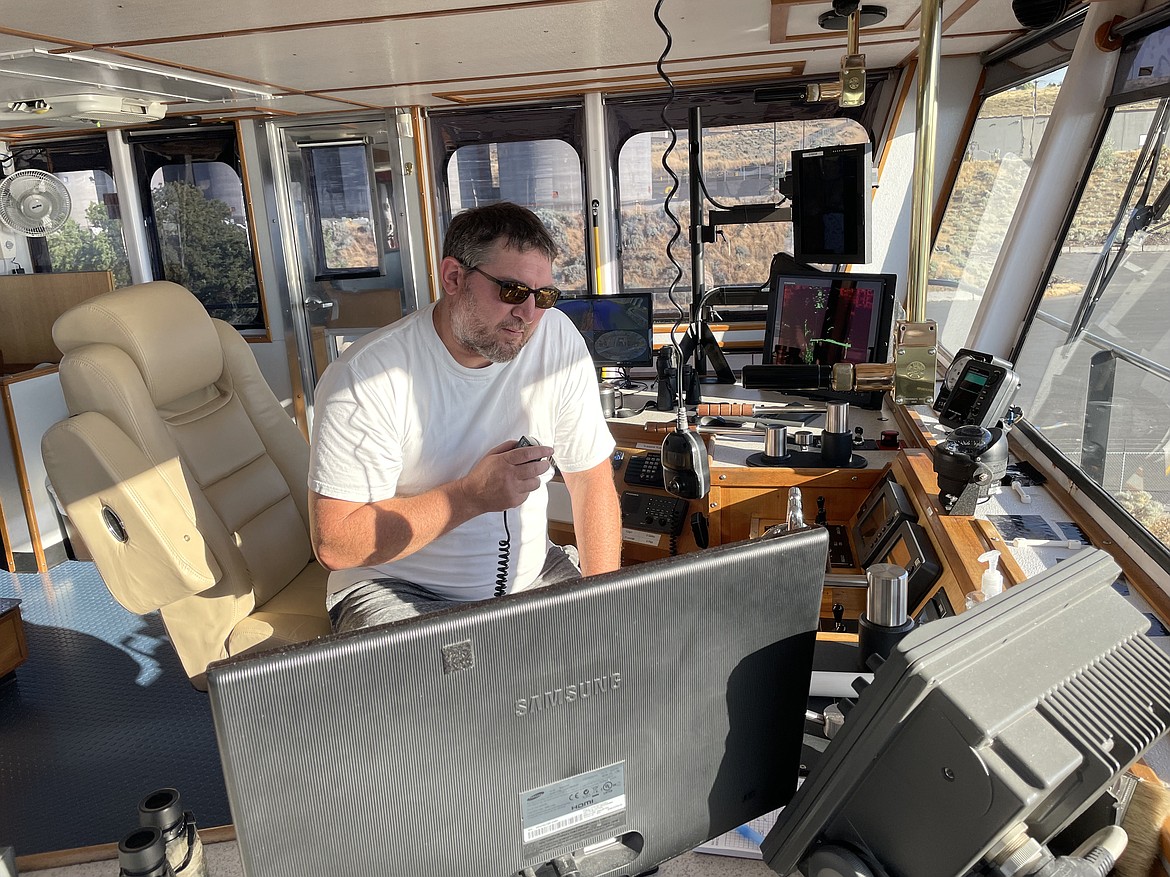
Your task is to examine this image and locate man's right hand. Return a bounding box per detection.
[458,440,553,514]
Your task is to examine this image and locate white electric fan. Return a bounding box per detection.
[0,169,72,237]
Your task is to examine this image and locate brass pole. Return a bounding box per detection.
[891,0,942,405]
[906,0,941,321]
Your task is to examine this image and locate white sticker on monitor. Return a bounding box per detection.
[520,762,627,849]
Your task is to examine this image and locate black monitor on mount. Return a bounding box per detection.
[554,292,654,375]
[763,268,897,409]
[791,142,872,265]
[207,527,829,877]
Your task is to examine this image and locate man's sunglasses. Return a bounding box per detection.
[464,264,561,309]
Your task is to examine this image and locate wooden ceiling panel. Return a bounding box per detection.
[0,0,1027,127]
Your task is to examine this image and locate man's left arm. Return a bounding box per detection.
[561,458,622,576]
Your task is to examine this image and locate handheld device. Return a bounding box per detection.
[935,356,1020,429]
[661,429,711,500]
[516,435,550,460]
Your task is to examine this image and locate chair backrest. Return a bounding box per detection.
[42,281,328,688]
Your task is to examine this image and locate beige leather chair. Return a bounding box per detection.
[42,281,331,689]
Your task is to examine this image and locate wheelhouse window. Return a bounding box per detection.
[1014,22,1170,555]
[8,137,132,286]
[300,139,385,279]
[616,120,869,317]
[430,105,587,293]
[608,80,889,320]
[929,68,1066,354]
[129,127,264,331]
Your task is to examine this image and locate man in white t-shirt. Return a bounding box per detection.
[308,202,622,632]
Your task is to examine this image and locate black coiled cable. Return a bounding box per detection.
[495,510,511,597]
[653,0,689,418]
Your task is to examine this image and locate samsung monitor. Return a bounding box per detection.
[763,547,1170,877]
[762,269,897,408]
[207,526,829,877]
[791,142,872,265]
[554,292,654,369]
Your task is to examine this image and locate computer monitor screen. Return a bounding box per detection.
[763,548,1170,877]
[791,142,872,265]
[208,527,828,877]
[764,271,895,368]
[554,292,654,368]
[762,269,896,408]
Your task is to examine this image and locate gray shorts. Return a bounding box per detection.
[326,544,582,634]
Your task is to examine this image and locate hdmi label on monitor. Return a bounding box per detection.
[520,762,627,856]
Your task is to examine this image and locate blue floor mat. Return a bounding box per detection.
[0,562,231,857]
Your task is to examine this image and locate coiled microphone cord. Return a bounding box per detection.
[495,510,511,597]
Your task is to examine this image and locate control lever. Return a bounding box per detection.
[832,603,846,633]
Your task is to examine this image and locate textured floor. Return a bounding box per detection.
[0,562,231,858]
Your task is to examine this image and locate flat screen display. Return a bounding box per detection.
[554,292,654,367]
[791,142,872,265]
[763,271,896,369]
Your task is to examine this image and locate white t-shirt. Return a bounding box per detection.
[308,301,615,601]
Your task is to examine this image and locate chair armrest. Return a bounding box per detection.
[42,412,221,613]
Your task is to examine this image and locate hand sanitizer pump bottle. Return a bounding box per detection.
[965,550,1004,609]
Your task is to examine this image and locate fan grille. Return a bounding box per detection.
[0,169,72,237]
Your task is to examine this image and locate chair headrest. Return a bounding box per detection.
[53,281,224,408]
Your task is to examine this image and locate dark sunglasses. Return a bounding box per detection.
[464,264,561,309]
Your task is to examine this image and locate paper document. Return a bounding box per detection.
[693,808,782,859]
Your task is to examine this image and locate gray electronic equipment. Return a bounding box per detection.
[763,548,1170,877]
[934,349,1020,428]
[208,527,828,877]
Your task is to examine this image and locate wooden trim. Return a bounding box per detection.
[877,61,917,178]
[15,825,236,871]
[708,466,884,548]
[932,66,989,239]
[770,0,793,45]
[888,400,933,450]
[0,463,14,573]
[0,377,48,572]
[892,450,1027,601]
[412,107,441,305]
[1008,437,1170,624]
[433,63,804,105]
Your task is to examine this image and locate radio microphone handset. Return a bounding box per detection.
[497,436,551,597]
[660,345,710,501]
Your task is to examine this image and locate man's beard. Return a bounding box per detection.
[450,294,532,363]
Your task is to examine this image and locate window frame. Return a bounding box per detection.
[7,136,132,286]
[1005,20,1170,577]
[298,138,387,281]
[605,76,892,322]
[127,125,269,335]
[427,102,590,293]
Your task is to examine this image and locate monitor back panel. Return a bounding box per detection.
[208,528,827,877]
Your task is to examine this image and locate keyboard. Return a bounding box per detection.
[623,451,665,489]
